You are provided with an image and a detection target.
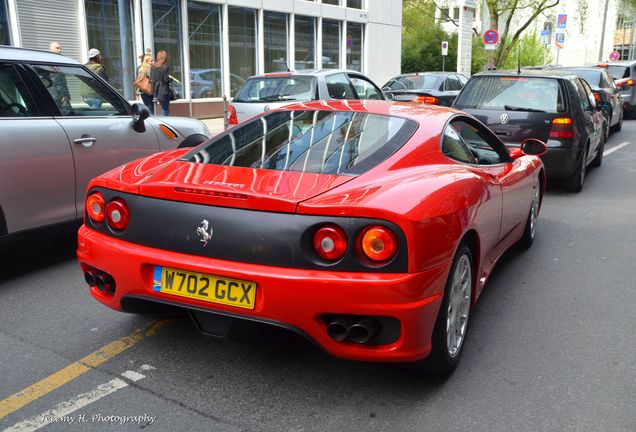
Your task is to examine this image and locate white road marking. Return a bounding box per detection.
[3,367,151,432]
[604,141,631,157]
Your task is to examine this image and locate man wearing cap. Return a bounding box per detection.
[81,48,108,109]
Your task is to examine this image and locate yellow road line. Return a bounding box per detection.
[0,319,171,420]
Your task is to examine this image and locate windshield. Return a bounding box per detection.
[383,75,440,91]
[454,76,566,113]
[185,110,413,175]
[234,76,316,103]
[607,66,630,80]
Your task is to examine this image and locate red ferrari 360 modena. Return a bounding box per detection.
[77,100,546,375]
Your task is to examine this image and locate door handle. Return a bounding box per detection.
[73,135,97,147]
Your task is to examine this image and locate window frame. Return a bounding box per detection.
[440,115,513,166]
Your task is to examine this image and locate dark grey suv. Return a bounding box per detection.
[0,46,210,247]
[453,70,605,192]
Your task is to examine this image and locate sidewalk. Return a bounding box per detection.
[201,117,226,137]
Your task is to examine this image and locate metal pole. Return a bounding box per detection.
[223,95,228,130]
[442,55,445,72]
[598,0,610,61]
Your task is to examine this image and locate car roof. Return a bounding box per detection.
[391,72,456,77]
[0,45,82,65]
[246,69,369,80]
[472,69,579,80]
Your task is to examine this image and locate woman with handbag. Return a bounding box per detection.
[150,50,171,116]
[135,54,154,114]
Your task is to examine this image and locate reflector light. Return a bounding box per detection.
[628,79,635,86]
[159,124,178,140]
[86,193,105,223]
[106,199,130,231]
[228,105,238,125]
[313,225,347,261]
[360,226,398,263]
[593,93,602,104]
[413,96,439,104]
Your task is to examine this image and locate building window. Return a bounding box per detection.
[151,0,184,90]
[346,22,363,72]
[84,0,135,100]
[322,0,340,5]
[0,0,10,46]
[453,7,459,20]
[188,1,223,99]
[322,19,341,69]
[295,16,316,70]
[264,11,288,73]
[440,8,450,21]
[228,6,257,96]
[347,0,362,9]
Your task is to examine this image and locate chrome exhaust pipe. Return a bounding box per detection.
[348,318,379,344]
[95,273,115,295]
[326,318,353,342]
[84,270,96,287]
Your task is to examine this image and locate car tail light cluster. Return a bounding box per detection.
[549,117,574,139]
[312,224,398,264]
[86,193,130,231]
[413,95,439,104]
[227,104,238,125]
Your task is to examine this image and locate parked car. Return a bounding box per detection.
[382,72,468,106]
[603,60,636,117]
[77,100,547,375]
[453,70,605,192]
[190,68,245,99]
[0,46,210,248]
[550,66,623,135]
[228,70,385,124]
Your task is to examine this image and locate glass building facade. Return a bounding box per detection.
[0,0,10,46]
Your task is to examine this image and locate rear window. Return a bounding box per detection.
[383,75,439,91]
[560,69,601,87]
[185,110,414,175]
[608,66,630,80]
[234,76,316,103]
[454,76,566,113]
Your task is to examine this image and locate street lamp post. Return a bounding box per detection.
[598,0,610,61]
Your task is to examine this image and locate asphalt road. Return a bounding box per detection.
[1,120,635,432]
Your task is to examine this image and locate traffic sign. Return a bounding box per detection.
[557,14,567,29]
[483,29,499,45]
[555,32,565,49]
[441,41,448,56]
[540,29,550,45]
[609,50,621,61]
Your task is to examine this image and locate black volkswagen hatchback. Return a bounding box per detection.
[453,70,605,192]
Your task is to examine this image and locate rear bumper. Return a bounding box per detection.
[539,146,579,180]
[77,226,450,363]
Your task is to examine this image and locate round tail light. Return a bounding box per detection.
[106,199,130,231]
[86,192,105,223]
[360,226,398,263]
[313,225,347,261]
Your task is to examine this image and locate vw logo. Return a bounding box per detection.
[500,113,510,124]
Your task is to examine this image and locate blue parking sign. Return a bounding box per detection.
[557,14,567,29]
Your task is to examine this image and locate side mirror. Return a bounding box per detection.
[131,103,150,133]
[519,138,548,157]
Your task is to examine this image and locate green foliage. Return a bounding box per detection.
[402,25,458,73]
[471,36,487,74]
[503,33,553,69]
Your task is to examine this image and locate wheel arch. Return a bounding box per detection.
[178,133,209,149]
[458,229,480,305]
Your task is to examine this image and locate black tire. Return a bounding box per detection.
[411,243,473,376]
[591,132,605,168]
[567,146,587,192]
[178,133,209,148]
[517,182,541,250]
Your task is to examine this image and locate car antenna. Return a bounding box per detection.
[517,44,521,75]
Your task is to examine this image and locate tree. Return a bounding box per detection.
[503,33,553,68]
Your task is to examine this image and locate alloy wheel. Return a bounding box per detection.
[446,254,472,358]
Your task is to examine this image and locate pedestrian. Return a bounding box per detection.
[47,41,71,113]
[150,50,171,116]
[81,48,108,109]
[136,53,154,114]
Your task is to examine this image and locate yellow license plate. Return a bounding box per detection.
[152,266,256,310]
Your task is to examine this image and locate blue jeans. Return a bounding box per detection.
[159,99,170,116]
[141,93,155,115]
[83,96,103,109]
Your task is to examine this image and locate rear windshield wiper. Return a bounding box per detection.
[504,105,546,113]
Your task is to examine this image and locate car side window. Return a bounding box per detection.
[578,79,597,110]
[325,73,357,99]
[0,64,38,117]
[31,64,129,116]
[441,124,476,164]
[458,75,468,87]
[574,79,591,111]
[451,119,508,165]
[448,75,462,91]
[348,75,383,100]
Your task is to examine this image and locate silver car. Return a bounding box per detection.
[228,70,385,124]
[0,46,210,246]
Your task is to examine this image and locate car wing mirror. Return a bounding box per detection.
[131,102,150,133]
[517,138,548,157]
